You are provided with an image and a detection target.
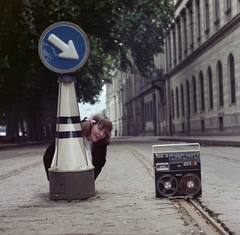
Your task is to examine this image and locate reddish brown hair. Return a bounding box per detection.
[82,114,112,145]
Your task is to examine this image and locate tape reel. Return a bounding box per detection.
[180,173,201,196]
[157,174,179,197]
[156,173,201,197]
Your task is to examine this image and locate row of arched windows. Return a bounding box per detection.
[171,53,236,119]
[167,0,233,70]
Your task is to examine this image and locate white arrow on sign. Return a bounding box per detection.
[47,34,79,60]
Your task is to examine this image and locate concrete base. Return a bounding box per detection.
[49,169,95,200]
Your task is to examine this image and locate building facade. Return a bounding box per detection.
[106,0,240,136]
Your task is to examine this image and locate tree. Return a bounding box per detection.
[0,0,174,142]
[76,0,174,75]
[0,0,41,140]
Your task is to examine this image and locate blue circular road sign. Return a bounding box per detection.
[38,21,90,73]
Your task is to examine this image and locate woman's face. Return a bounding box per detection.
[89,124,108,142]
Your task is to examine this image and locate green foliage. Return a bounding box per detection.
[0,0,174,141]
[75,0,174,75]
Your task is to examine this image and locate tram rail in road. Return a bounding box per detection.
[123,145,231,235]
[0,161,42,180]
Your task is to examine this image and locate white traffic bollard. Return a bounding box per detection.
[49,73,95,200]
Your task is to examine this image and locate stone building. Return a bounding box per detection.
[106,0,240,136]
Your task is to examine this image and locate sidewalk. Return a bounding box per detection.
[1,135,240,150]
[157,135,240,147]
[0,140,51,150]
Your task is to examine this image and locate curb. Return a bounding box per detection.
[0,141,51,150]
[158,138,240,147]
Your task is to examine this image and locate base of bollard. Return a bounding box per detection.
[49,169,95,200]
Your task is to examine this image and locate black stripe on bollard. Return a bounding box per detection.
[56,116,81,124]
[56,131,83,139]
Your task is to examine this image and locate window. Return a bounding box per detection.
[219,116,223,131]
[141,100,145,131]
[229,54,236,104]
[181,84,185,117]
[218,62,224,107]
[192,77,197,113]
[173,29,177,66]
[196,1,201,39]
[201,120,205,132]
[168,35,172,68]
[215,0,220,20]
[208,67,214,109]
[182,123,185,133]
[186,80,190,115]
[200,72,205,111]
[225,0,231,19]
[205,0,210,32]
[183,15,187,55]
[226,0,231,10]
[145,104,147,122]
[176,87,180,118]
[178,21,182,61]
[147,103,150,120]
[172,90,175,118]
[190,8,194,48]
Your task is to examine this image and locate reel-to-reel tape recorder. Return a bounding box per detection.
[153,143,202,198]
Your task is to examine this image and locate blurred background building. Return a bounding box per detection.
[106,0,240,137]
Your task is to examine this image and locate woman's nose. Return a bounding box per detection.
[99,130,105,137]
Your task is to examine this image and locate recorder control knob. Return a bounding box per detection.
[182,155,186,160]
[170,155,175,160]
[193,154,197,160]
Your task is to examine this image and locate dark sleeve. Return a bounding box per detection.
[92,142,107,179]
[43,140,55,181]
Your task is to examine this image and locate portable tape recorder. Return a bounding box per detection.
[153,143,202,198]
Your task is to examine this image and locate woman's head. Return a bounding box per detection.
[82,114,112,145]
